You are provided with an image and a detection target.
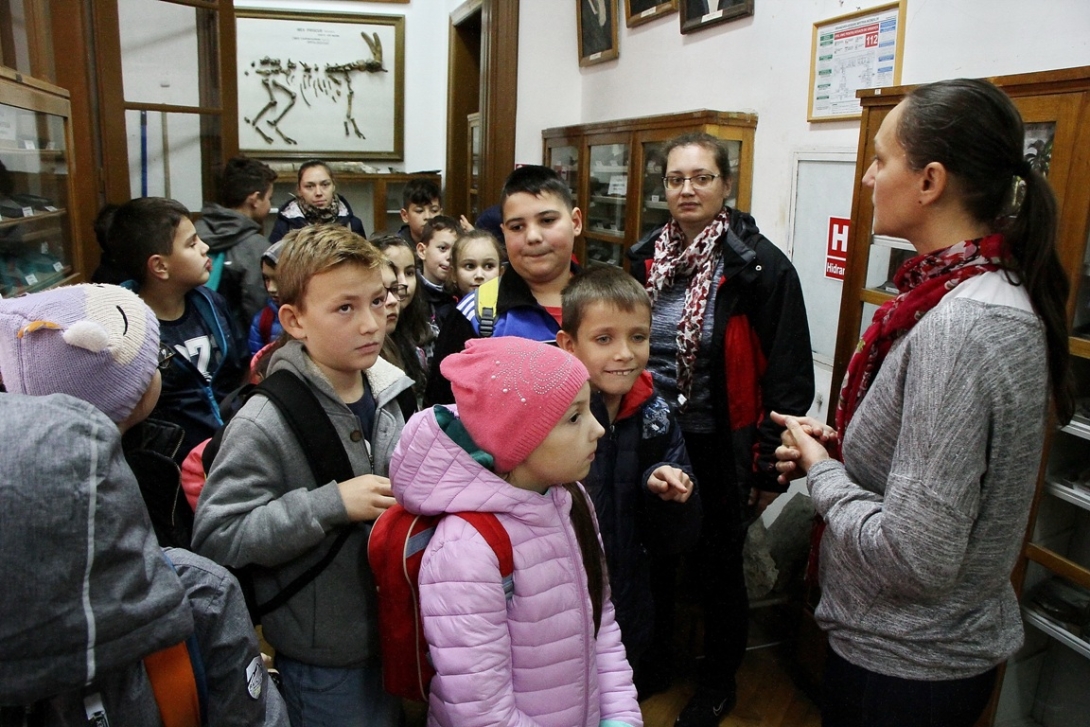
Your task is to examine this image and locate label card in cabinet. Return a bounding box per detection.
[608,174,628,195]
[44,205,58,212]
[21,207,33,218]
[25,273,38,286]
[53,262,65,273]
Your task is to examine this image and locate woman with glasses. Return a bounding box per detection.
[627,132,814,726]
[269,159,366,243]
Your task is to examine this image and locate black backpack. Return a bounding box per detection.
[202,369,413,624]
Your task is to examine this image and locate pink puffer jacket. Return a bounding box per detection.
[390,406,642,727]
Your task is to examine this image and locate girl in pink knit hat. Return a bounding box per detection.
[389,336,643,727]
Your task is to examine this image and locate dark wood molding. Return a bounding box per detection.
[479,0,518,210]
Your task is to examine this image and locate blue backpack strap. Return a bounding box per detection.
[205,251,226,292]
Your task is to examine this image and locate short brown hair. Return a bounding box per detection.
[276,224,381,309]
[561,265,651,336]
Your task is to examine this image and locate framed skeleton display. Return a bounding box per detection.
[236,10,405,160]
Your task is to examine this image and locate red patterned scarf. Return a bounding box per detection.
[644,209,731,405]
[836,233,1007,434]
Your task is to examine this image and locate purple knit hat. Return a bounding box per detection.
[0,284,160,423]
[440,337,589,473]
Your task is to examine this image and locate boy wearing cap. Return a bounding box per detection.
[109,196,248,464]
[0,283,287,726]
[192,225,412,727]
[249,237,287,355]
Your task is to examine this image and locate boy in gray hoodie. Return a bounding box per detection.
[193,225,414,727]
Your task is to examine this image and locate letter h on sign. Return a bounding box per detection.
[825,216,850,281]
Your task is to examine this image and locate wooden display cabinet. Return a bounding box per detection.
[0,68,81,298]
[543,109,756,269]
[269,171,442,239]
[829,66,1090,727]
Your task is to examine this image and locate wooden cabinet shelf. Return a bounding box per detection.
[543,110,756,270]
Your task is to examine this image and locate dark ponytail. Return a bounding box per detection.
[899,79,1073,423]
[563,482,605,636]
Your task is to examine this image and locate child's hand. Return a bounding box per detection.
[337,474,395,522]
[647,466,694,503]
[458,214,475,231]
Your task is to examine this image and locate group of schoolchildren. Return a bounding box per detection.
[0,160,707,727]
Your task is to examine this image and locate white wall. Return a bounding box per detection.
[515,0,1090,251]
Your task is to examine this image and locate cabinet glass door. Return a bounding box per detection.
[547,143,579,198]
[640,141,670,238]
[586,142,628,238]
[0,102,71,298]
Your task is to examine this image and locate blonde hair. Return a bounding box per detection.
[276,224,382,309]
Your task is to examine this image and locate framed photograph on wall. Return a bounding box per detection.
[807,1,906,122]
[578,0,619,67]
[680,0,754,34]
[626,0,677,28]
[236,10,405,159]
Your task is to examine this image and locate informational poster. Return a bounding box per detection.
[808,2,905,121]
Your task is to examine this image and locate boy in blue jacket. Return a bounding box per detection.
[557,265,702,699]
[110,197,248,463]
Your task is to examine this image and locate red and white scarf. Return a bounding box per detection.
[645,209,730,404]
[836,233,1007,433]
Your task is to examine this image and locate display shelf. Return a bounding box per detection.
[644,200,669,210]
[1046,480,1090,512]
[872,234,914,251]
[1060,416,1090,441]
[590,195,626,204]
[1023,606,1090,661]
[0,209,67,229]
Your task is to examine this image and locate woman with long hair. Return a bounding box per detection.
[775,78,1072,727]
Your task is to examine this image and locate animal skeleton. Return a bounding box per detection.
[244,31,387,146]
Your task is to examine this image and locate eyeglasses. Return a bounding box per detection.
[157,345,176,371]
[662,174,721,190]
[386,284,409,301]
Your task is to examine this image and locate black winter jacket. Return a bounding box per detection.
[584,373,702,663]
[628,208,814,498]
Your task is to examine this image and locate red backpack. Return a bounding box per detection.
[367,505,513,702]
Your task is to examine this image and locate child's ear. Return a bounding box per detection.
[278,303,305,340]
[147,254,170,282]
[400,208,410,224]
[245,189,263,209]
[415,241,427,261]
[556,330,576,353]
[570,207,584,237]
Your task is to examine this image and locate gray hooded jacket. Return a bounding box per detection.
[0,393,288,725]
[196,203,271,331]
[192,340,414,667]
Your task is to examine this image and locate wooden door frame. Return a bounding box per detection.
[446,0,518,219]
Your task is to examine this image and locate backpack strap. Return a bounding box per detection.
[474,277,500,338]
[147,552,207,727]
[143,641,204,727]
[244,370,357,618]
[205,251,226,292]
[454,512,514,599]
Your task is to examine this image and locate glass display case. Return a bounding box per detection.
[267,171,441,238]
[543,110,757,270]
[0,71,77,298]
[830,66,1090,727]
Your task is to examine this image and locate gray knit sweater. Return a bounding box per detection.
[809,272,1049,680]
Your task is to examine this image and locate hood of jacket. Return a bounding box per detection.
[390,404,557,523]
[196,203,264,253]
[267,339,413,413]
[0,393,193,704]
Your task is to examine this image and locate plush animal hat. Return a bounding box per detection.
[440,336,589,473]
[0,284,160,423]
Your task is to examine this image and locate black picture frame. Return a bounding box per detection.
[578,0,619,67]
[680,0,754,34]
[625,0,677,28]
